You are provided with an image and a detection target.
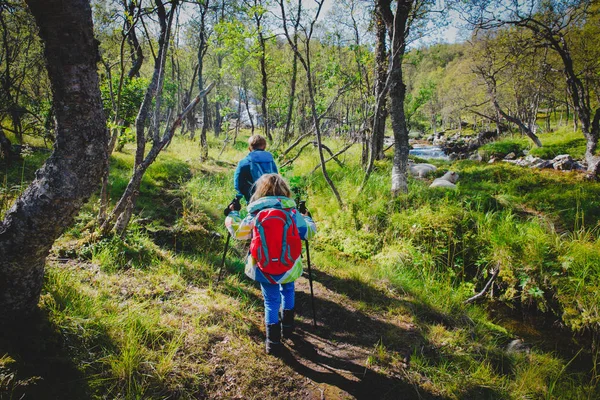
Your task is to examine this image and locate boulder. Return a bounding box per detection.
[531,160,553,169]
[513,158,531,167]
[525,155,541,164]
[505,152,517,160]
[430,171,459,189]
[552,154,575,170]
[506,338,530,354]
[469,152,483,162]
[409,163,437,178]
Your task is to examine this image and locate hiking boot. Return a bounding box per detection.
[265,323,283,356]
[280,309,295,339]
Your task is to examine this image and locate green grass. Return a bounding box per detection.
[480,138,528,158]
[2,127,600,399]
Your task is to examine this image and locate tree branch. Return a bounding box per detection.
[464,265,500,304]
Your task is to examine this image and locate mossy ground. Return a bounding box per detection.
[1,129,600,399]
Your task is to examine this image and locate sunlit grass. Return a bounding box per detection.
[2,128,597,398]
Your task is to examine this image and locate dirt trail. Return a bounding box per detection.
[278,273,436,400]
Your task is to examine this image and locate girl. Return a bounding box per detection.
[225,173,317,355]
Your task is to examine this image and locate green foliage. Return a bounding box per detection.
[0,146,49,215]
[480,139,528,158]
[100,76,148,125]
[82,228,163,272]
[529,129,587,160]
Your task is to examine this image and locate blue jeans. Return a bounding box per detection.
[260,281,295,325]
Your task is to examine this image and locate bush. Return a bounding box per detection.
[82,230,163,272]
[480,139,528,159]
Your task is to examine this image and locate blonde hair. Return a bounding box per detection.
[248,135,267,151]
[250,173,292,202]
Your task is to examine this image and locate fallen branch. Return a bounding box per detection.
[280,141,313,168]
[464,265,500,304]
[311,141,355,174]
[319,143,344,168]
[280,131,313,159]
[281,141,346,169]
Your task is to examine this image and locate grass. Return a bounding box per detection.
[2,127,600,399]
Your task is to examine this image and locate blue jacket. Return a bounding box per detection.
[233,150,278,201]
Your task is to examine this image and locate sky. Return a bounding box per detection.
[177,0,464,48]
[313,0,463,46]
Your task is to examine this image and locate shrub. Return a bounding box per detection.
[82,229,163,272]
[480,139,528,159]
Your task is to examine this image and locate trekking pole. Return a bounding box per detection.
[216,232,231,284]
[304,240,317,328]
[216,197,240,284]
[298,199,317,328]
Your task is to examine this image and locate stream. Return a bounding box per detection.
[409,144,448,160]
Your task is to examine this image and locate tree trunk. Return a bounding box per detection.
[125,0,144,79]
[104,83,214,236]
[0,126,12,161]
[134,1,172,167]
[183,63,199,138]
[379,0,412,195]
[371,4,388,161]
[197,0,209,158]
[214,54,223,137]
[234,86,242,144]
[282,0,301,142]
[258,31,271,141]
[102,0,177,234]
[0,0,108,318]
[491,93,542,147]
[307,66,343,207]
[244,86,255,133]
[278,0,342,208]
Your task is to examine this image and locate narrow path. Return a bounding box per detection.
[278,272,439,399]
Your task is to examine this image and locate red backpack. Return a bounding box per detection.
[250,207,302,275]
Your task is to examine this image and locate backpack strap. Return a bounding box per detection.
[262,271,278,284]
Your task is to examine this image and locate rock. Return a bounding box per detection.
[514,158,531,167]
[433,137,445,146]
[469,152,482,162]
[430,171,459,189]
[409,163,437,178]
[477,130,498,143]
[525,155,542,164]
[505,152,517,160]
[552,154,575,170]
[506,338,530,354]
[531,160,553,169]
[488,157,498,164]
